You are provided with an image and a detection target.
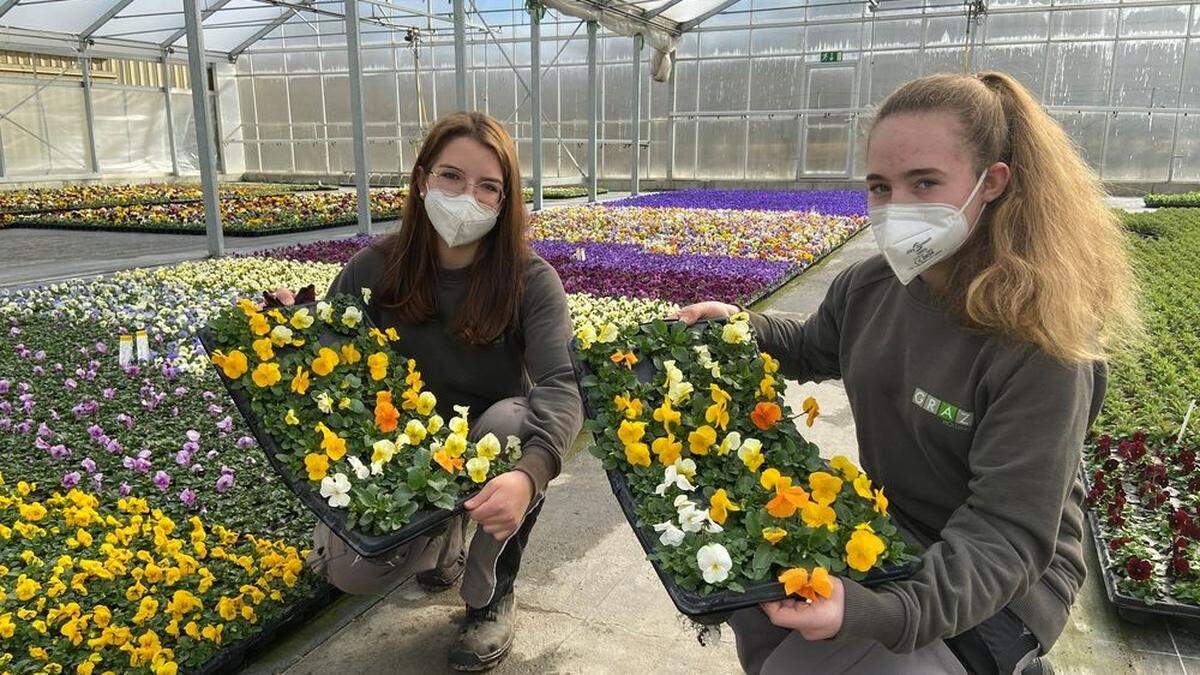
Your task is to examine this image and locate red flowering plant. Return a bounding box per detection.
[1084,431,1200,606]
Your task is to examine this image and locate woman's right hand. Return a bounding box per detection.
[670,301,741,326]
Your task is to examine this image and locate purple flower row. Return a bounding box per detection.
[603,189,868,216]
[533,240,794,305]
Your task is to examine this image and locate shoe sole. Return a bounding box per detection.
[448,634,514,673]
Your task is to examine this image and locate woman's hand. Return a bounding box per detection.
[760,576,845,641]
[464,470,534,540]
[270,287,296,306]
[669,301,741,326]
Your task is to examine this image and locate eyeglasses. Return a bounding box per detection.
[426,167,505,209]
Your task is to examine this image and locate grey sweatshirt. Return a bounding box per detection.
[749,254,1105,654]
[326,245,583,497]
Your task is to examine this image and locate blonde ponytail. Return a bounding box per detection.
[872,71,1140,363]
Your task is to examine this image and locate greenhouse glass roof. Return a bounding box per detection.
[0,0,750,63]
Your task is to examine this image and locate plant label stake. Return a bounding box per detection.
[1179,399,1196,444]
[135,330,150,362]
[118,334,133,367]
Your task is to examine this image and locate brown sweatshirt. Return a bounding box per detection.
[749,254,1105,654]
[326,244,583,497]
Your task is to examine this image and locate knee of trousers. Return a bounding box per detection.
[469,396,529,443]
[309,522,439,596]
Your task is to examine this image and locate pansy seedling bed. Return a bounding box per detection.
[570,317,916,623]
[1081,433,1200,622]
[199,294,522,558]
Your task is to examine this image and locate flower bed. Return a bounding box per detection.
[1083,433,1200,612]
[1143,192,1200,208]
[529,205,867,270]
[603,189,867,217]
[1081,209,1200,617]
[522,186,607,201]
[1,190,405,236]
[573,315,913,614]
[0,182,332,215]
[535,240,794,306]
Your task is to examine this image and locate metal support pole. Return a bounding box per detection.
[586,20,598,202]
[345,0,373,234]
[630,33,643,197]
[161,55,180,175]
[530,8,543,211]
[80,56,101,174]
[665,56,676,183]
[453,0,468,111]
[182,0,224,257]
[0,122,5,177]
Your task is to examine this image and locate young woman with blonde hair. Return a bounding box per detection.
[678,71,1139,674]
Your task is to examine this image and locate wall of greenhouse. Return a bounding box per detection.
[232,0,1200,186]
[0,52,244,182]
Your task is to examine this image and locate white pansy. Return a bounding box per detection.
[320,473,352,508]
[270,324,293,344]
[694,344,722,379]
[678,506,708,533]
[316,301,334,322]
[737,438,763,462]
[655,461,697,496]
[653,520,687,547]
[361,287,372,305]
[347,456,371,480]
[341,306,363,328]
[453,404,471,418]
[696,543,733,584]
[718,432,743,456]
[315,392,334,414]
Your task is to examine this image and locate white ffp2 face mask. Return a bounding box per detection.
[423,188,500,249]
[868,171,989,285]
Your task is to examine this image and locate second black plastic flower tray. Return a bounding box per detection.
[197,301,471,559]
[568,319,914,624]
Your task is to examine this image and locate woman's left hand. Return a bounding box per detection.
[464,470,534,540]
[760,576,846,641]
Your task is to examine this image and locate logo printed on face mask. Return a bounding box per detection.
[869,171,989,285]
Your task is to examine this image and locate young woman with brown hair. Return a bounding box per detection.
[295,111,582,671]
[677,72,1139,674]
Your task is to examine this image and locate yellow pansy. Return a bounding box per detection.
[614,393,644,420]
[808,472,843,506]
[338,343,361,365]
[874,488,889,515]
[248,313,270,336]
[311,348,339,377]
[290,367,310,395]
[801,501,837,531]
[268,324,294,347]
[367,352,389,381]
[304,453,329,481]
[576,323,597,350]
[444,434,468,458]
[688,425,718,455]
[846,523,886,572]
[251,363,281,388]
[830,455,860,481]
[739,438,765,472]
[251,338,274,362]
[705,385,731,430]
[15,575,40,601]
[210,350,248,380]
[405,419,428,445]
[652,397,681,432]
[760,352,779,374]
[315,423,347,461]
[760,467,782,490]
[708,489,741,525]
[371,440,396,465]
[284,408,300,426]
[20,502,47,521]
[854,473,873,500]
[624,442,651,467]
[466,457,490,484]
[416,391,437,416]
[290,308,314,329]
[475,433,501,460]
[652,435,683,466]
[762,527,787,545]
[618,420,647,447]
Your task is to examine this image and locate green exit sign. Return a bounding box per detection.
[820,51,842,63]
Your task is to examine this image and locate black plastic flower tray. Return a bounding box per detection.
[568,319,914,624]
[1079,469,1200,622]
[197,303,469,559]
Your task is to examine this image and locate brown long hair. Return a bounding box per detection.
[871,72,1140,363]
[375,112,530,345]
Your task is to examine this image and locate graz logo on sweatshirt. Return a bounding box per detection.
[912,388,973,430]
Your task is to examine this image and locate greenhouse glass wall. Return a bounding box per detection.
[1,0,1198,186]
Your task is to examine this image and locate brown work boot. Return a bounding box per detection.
[448,593,516,672]
[416,547,465,591]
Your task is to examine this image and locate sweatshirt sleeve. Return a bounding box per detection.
[838,349,1095,653]
[745,264,854,384]
[513,261,584,497]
